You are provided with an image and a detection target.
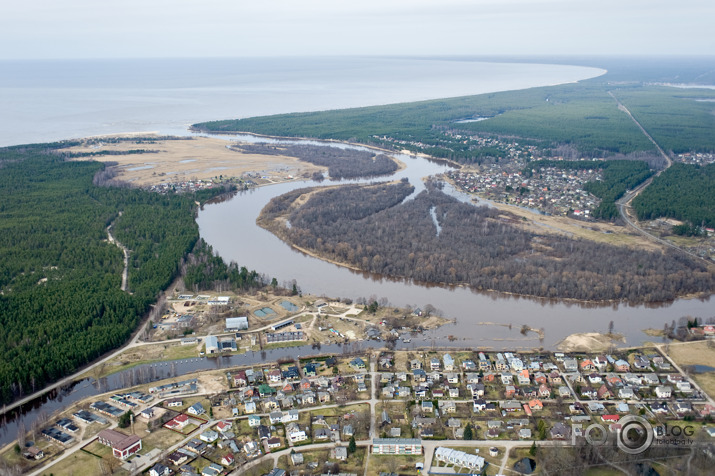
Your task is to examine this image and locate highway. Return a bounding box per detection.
[608,91,710,266]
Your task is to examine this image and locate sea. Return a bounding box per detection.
[0,56,605,147]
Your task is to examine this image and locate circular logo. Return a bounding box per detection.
[617,415,653,454]
[583,423,609,446]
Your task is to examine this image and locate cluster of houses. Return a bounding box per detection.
[30,348,714,476]
[149,179,216,195]
[448,162,602,218]
[675,152,715,166]
[228,357,368,420]
[377,350,709,441]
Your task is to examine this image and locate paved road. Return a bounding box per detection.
[608,91,710,266]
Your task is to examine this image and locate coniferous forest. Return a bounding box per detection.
[0,144,225,405]
[633,163,715,230]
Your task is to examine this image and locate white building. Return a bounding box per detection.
[435,447,484,471]
[372,438,422,455]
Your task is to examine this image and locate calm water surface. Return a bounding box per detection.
[0,57,604,147]
[196,136,713,350]
[5,56,709,447]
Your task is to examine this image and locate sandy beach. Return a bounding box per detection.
[65,134,324,186]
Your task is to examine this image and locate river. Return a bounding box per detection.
[196,136,713,351]
[1,56,710,449]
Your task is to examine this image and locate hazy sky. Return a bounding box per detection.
[2,0,713,59]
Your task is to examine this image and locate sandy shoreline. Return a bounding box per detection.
[65,134,324,186]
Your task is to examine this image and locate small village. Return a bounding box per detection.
[447,164,602,218]
[9,338,715,476]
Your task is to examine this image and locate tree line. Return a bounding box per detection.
[261,181,712,303]
[233,143,397,179]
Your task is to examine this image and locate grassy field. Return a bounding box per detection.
[368,453,422,475]
[663,341,715,398]
[85,342,202,379]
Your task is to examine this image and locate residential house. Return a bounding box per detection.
[633,355,650,370]
[326,446,346,462]
[468,383,485,397]
[594,356,608,371]
[580,360,596,372]
[430,358,441,370]
[248,415,261,427]
[379,355,393,369]
[350,357,366,371]
[314,428,330,440]
[445,373,460,384]
[220,453,235,466]
[614,360,630,372]
[580,387,597,399]
[655,386,672,399]
[597,385,613,400]
[510,358,525,371]
[165,414,189,431]
[443,354,455,371]
[502,400,522,412]
[188,402,205,416]
[548,371,563,385]
[266,437,282,449]
[199,430,218,443]
[201,463,224,476]
[244,401,257,414]
[520,386,537,399]
[269,411,283,425]
[304,363,317,377]
[563,359,578,372]
[267,369,282,383]
[215,421,232,433]
[149,464,171,476]
[412,369,427,382]
[550,423,571,440]
[619,387,635,399]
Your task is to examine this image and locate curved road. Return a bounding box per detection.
[609,91,710,265]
